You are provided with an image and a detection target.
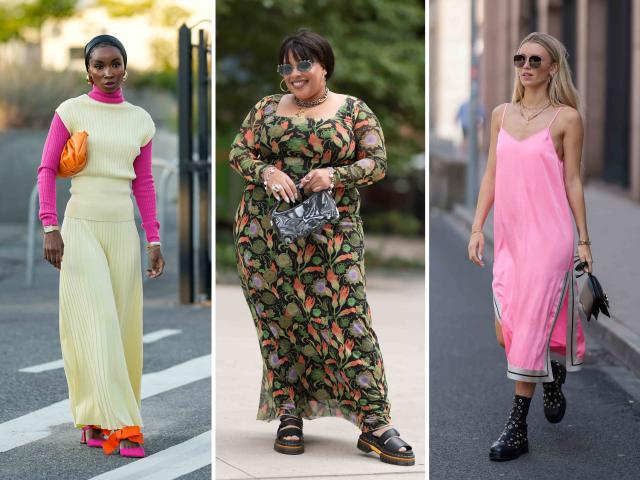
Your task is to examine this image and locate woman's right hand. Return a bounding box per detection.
[44,230,64,270]
[468,231,485,267]
[263,168,298,203]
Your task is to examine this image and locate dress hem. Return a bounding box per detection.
[499,269,585,384]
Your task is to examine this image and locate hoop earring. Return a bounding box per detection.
[279,78,289,93]
[86,74,92,84]
[123,71,128,82]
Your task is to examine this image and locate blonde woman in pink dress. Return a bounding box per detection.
[468,32,593,462]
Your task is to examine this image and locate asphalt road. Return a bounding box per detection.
[0,208,211,480]
[430,209,640,480]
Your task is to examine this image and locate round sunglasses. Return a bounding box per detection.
[276,59,314,76]
[513,54,543,68]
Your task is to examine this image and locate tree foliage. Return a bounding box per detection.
[216,0,425,173]
[96,0,155,18]
[0,0,77,42]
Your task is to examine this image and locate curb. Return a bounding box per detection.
[449,202,640,379]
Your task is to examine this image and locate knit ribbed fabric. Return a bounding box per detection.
[60,217,143,430]
[46,87,158,432]
[132,141,160,243]
[37,113,69,227]
[37,86,160,242]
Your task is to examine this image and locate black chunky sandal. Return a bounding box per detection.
[543,360,567,423]
[273,415,304,455]
[357,428,415,466]
[489,395,530,461]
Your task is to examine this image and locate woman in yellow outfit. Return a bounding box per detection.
[37,35,165,458]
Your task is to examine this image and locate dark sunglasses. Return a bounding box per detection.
[276,59,314,76]
[513,54,543,68]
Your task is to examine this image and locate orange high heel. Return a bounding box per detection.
[102,426,145,458]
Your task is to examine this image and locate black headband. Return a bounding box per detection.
[84,35,127,70]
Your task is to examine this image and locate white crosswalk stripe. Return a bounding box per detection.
[87,431,211,480]
[0,354,211,453]
[19,359,65,373]
[19,329,183,373]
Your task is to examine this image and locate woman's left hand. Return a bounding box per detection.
[300,168,333,194]
[147,246,165,278]
[578,244,593,273]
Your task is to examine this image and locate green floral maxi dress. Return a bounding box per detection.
[229,94,391,432]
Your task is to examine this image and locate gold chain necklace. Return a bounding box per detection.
[294,87,329,117]
[519,101,551,124]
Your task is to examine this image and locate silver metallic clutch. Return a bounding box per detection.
[271,189,339,244]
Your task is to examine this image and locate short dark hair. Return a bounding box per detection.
[278,29,335,80]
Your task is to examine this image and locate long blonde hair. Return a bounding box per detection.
[511,32,581,112]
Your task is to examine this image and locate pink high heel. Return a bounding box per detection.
[80,425,106,448]
[119,444,146,458]
[102,426,145,458]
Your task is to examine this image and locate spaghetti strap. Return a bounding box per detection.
[500,103,508,129]
[548,107,562,128]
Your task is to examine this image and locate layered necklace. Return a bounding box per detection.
[519,99,551,124]
[294,87,329,117]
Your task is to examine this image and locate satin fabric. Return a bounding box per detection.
[492,104,586,383]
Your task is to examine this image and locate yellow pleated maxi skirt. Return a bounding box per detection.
[59,216,143,430]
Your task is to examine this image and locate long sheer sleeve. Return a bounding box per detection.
[37,112,70,226]
[132,140,160,243]
[335,100,387,188]
[229,97,272,184]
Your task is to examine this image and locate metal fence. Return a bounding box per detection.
[177,23,211,304]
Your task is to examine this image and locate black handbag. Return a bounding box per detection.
[270,188,339,244]
[574,257,610,321]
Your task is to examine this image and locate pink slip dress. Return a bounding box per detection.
[493,103,586,383]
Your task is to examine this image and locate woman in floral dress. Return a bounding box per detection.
[229,29,414,466]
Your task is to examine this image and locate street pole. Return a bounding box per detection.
[178,24,194,304]
[467,0,479,210]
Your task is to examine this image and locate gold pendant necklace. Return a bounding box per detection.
[519,101,550,124]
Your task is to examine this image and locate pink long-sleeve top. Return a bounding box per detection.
[37,85,160,243]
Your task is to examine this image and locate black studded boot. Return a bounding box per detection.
[543,360,567,423]
[489,394,531,461]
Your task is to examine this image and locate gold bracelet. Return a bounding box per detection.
[577,239,591,246]
[471,230,484,235]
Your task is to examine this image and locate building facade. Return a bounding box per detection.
[481,0,640,201]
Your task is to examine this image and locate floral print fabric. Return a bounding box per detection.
[229,94,390,431]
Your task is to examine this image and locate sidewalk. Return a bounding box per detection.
[451,184,640,377]
[215,273,426,479]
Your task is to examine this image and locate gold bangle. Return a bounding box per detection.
[577,240,591,246]
[471,230,484,235]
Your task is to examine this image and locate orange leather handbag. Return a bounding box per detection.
[58,131,88,177]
